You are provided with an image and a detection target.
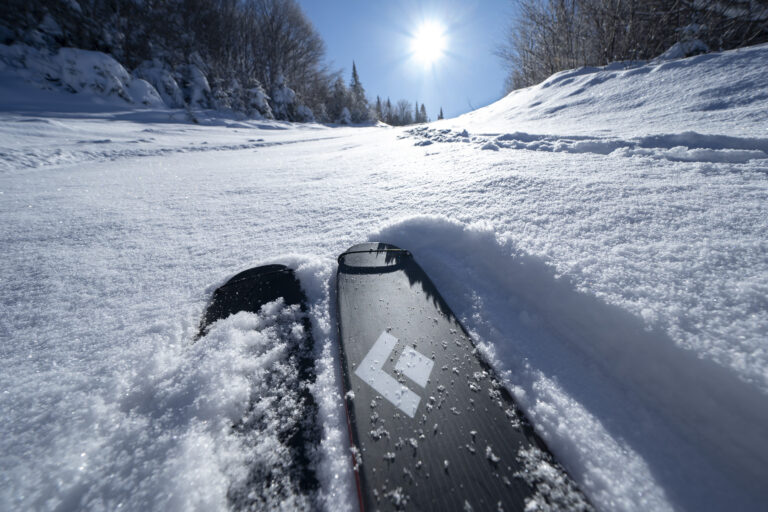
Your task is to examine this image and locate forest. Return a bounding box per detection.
[497,0,768,90]
[1,0,766,120]
[0,0,438,123]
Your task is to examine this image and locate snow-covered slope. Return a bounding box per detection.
[451,42,768,138]
[1,44,767,511]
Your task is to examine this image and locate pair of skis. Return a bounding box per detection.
[199,243,590,512]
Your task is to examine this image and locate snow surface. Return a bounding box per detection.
[1,43,767,511]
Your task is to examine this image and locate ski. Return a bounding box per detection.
[199,264,321,510]
[336,243,590,511]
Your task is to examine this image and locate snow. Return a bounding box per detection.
[656,39,709,61]
[450,42,768,138]
[515,445,592,512]
[410,127,768,163]
[1,42,768,511]
[185,63,212,109]
[0,44,165,108]
[134,60,186,108]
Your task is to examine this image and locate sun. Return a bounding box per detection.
[411,21,447,65]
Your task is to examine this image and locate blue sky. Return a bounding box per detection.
[296,0,514,120]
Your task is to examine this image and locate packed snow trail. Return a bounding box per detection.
[2,44,767,511]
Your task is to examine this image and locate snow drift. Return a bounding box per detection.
[0,44,164,107]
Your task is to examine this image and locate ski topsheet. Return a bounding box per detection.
[198,265,320,510]
[198,264,308,337]
[336,243,590,511]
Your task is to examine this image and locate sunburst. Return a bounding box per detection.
[411,21,447,66]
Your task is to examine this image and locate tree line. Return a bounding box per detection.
[497,0,768,90]
[372,97,436,126]
[0,0,440,124]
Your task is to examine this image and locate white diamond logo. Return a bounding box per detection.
[355,331,434,418]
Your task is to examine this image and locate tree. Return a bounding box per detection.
[0,0,340,119]
[395,99,413,125]
[349,61,369,123]
[419,103,428,123]
[246,0,328,116]
[270,73,297,120]
[497,0,768,90]
[245,82,272,118]
[438,107,444,120]
[328,76,350,123]
[375,96,383,121]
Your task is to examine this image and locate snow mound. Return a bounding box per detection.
[0,44,164,107]
[655,40,709,61]
[134,60,186,108]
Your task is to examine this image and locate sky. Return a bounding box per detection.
[296,0,514,120]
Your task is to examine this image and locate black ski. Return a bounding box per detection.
[199,264,320,510]
[198,264,308,338]
[336,243,591,511]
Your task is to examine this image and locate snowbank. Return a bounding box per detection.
[0,44,164,107]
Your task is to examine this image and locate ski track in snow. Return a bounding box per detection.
[0,135,343,173]
[1,44,768,512]
[0,115,344,172]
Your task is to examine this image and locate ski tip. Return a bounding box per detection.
[221,264,293,289]
[337,242,411,265]
[197,264,303,340]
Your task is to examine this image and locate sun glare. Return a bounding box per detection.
[411,21,447,66]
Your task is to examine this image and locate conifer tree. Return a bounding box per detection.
[350,62,363,96]
[438,107,444,120]
[349,61,369,123]
[375,96,383,121]
[420,103,428,123]
[328,76,350,123]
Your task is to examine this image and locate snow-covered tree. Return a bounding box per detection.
[270,73,296,120]
[349,61,369,123]
[183,53,213,108]
[327,76,350,124]
[134,59,185,108]
[375,96,383,121]
[246,81,272,118]
[338,106,352,125]
[0,0,338,120]
[295,104,314,122]
[247,0,329,116]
